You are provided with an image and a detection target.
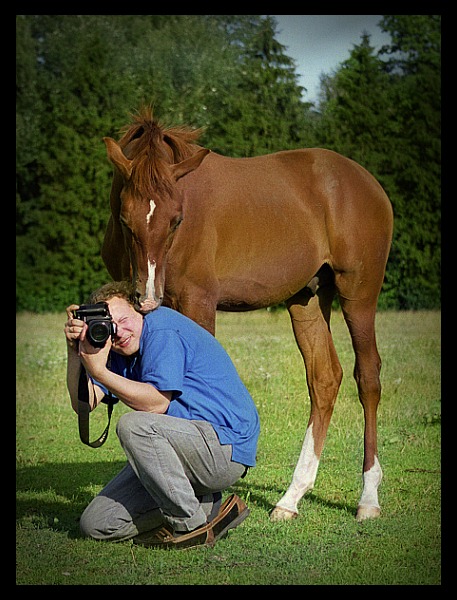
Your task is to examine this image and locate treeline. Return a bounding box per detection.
[16,15,440,312]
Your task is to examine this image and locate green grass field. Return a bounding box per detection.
[16,309,441,585]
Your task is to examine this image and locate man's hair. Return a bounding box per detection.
[88,281,138,308]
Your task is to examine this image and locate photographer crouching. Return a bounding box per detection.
[64,281,259,549]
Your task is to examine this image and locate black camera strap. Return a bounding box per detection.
[78,366,117,448]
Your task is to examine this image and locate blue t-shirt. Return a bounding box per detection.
[96,307,260,467]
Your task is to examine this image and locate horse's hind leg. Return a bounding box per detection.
[337,272,383,521]
[271,272,343,521]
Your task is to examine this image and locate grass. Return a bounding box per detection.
[16,309,441,585]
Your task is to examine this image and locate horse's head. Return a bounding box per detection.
[103,133,209,313]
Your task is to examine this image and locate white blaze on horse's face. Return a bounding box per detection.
[136,199,161,312]
[146,258,157,301]
[136,256,161,313]
[146,199,156,225]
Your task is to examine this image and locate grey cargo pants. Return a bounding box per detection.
[79,411,246,541]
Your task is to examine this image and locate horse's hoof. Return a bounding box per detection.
[356,505,381,522]
[270,506,298,522]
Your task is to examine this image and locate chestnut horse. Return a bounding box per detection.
[102,107,393,522]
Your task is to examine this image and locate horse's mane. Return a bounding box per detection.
[117,106,204,199]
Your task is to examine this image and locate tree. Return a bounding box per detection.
[317,33,394,169]
[204,15,315,156]
[18,15,439,312]
[16,15,314,311]
[16,16,135,311]
[316,16,440,309]
[379,15,441,309]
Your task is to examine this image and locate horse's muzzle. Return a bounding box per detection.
[137,295,162,314]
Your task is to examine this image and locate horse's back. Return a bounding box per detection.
[186,148,392,242]
[264,147,391,217]
[172,148,392,308]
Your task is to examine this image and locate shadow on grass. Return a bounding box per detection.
[17,461,357,539]
[229,478,357,517]
[16,460,126,538]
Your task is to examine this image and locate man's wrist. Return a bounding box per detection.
[83,361,108,385]
[67,343,80,359]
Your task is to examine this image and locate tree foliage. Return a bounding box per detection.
[16,15,440,312]
[317,15,440,308]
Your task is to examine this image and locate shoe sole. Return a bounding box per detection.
[213,506,250,542]
[135,525,214,550]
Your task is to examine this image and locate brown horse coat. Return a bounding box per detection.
[102,109,393,521]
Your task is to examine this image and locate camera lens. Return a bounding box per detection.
[88,321,109,346]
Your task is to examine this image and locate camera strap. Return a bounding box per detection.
[78,366,117,448]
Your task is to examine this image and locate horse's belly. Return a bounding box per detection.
[212,222,327,308]
[216,261,318,309]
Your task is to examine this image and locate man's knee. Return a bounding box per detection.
[116,411,163,446]
[79,495,135,541]
[116,412,140,448]
[79,498,106,540]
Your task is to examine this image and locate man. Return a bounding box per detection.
[64,281,260,549]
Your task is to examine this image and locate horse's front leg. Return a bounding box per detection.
[271,418,321,521]
[175,284,218,335]
[271,286,343,521]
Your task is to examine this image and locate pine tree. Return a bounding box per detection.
[316,17,440,309]
[379,15,441,308]
[318,33,393,169]
[16,15,314,311]
[16,16,134,310]
[206,15,314,156]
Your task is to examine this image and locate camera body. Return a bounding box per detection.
[73,302,116,348]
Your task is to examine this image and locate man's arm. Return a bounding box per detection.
[85,364,171,413]
[76,329,171,413]
[64,303,171,414]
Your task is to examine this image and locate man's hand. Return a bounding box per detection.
[64,304,84,350]
[65,303,110,378]
[78,334,112,380]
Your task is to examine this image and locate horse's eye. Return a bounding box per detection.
[171,216,183,231]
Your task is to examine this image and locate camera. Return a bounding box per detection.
[73,302,117,348]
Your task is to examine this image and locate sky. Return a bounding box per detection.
[272,15,391,104]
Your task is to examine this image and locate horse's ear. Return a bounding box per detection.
[103,137,133,181]
[171,148,210,181]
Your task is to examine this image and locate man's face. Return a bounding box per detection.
[107,296,144,356]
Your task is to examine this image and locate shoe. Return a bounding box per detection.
[134,520,215,550]
[133,491,222,550]
[133,493,249,550]
[210,494,250,542]
[199,491,222,522]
